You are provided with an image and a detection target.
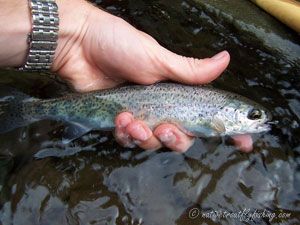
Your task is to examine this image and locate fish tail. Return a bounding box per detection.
[0,85,34,134]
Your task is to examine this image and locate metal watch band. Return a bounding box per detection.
[21,0,59,71]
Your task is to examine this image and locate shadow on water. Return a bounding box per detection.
[0,0,300,224]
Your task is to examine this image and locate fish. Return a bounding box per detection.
[0,83,271,142]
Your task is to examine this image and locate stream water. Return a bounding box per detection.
[0,0,299,224]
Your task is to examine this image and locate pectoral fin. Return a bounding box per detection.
[212,117,226,134]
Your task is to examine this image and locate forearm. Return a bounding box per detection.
[0,0,96,68]
[0,0,31,67]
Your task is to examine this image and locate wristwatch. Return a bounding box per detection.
[20,0,59,71]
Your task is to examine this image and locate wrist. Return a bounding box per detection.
[0,0,95,70]
[51,0,97,72]
[0,0,31,67]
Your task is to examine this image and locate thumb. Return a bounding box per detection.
[157,49,230,84]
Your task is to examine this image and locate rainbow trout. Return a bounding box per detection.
[0,83,271,141]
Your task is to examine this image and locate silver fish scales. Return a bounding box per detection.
[0,83,271,139]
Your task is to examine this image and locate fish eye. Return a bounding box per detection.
[247,108,262,120]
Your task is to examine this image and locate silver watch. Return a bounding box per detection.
[20,0,59,71]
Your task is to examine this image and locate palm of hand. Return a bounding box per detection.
[53,12,170,92]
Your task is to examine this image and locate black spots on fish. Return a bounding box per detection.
[7,111,20,119]
[106,104,115,114]
[34,106,44,115]
[190,95,197,102]
[0,97,29,134]
[76,102,87,112]
[61,101,68,107]
[46,106,58,116]
[146,93,153,99]
[85,110,97,119]
[198,112,204,118]
[68,111,75,118]
[158,92,166,98]
[228,95,238,100]
[96,100,122,116]
[79,99,90,108]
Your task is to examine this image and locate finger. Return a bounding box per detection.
[115,113,162,150]
[231,134,253,152]
[154,124,195,153]
[158,49,230,84]
[125,121,162,151]
[114,112,135,147]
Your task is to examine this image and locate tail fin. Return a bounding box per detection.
[0,85,33,134]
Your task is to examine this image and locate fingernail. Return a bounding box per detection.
[118,118,131,128]
[138,126,149,141]
[158,129,176,145]
[211,51,227,60]
[132,124,149,141]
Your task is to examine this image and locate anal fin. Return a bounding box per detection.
[62,121,92,144]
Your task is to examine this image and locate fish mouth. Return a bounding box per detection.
[267,120,279,125]
[250,119,273,133]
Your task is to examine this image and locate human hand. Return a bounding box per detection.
[53,0,229,91]
[114,113,253,153]
[51,0,252,153]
